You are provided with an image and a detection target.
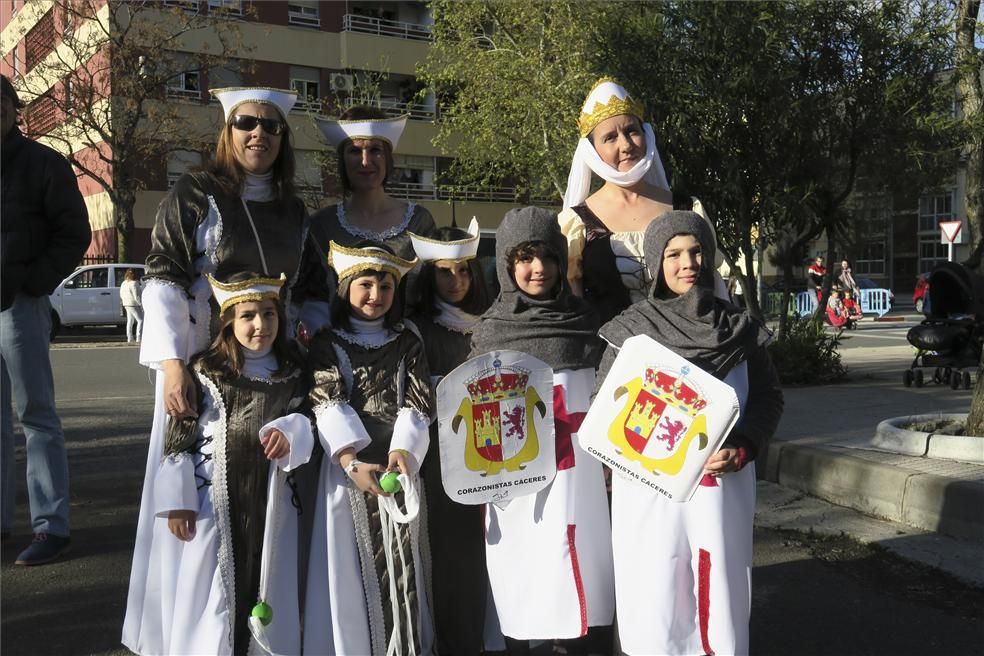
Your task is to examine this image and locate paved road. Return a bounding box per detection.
[1,337,980,655]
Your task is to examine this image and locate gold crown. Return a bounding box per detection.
[576,77,645,137]
[466,360,529,404]
[641,367,708,415]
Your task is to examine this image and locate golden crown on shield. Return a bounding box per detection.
[465,358,530,404]
[640,367,708,417]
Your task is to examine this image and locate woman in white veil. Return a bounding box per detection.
[559,78,723,324]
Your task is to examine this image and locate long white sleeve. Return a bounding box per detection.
[139,281,191,368]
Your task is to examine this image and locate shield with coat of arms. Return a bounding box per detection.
[437,351,556,505]
[578,335,740,502]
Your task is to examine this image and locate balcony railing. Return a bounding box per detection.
[293,97,323,113]
[384,182,532,204]
[341,14,431,41]
[163,0,200,12]
[167,87,202,101]
[343,97,434,121]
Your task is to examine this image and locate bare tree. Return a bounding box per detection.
[10,0,252,261]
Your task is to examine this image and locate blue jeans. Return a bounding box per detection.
[1,293,70,536]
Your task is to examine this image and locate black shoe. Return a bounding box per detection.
[14,533,71,565]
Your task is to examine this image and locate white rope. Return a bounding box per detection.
[248,467,282,655]
[349,481,387,656]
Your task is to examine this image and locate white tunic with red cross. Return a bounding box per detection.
[613,360,755,656]
[483,367,616,640]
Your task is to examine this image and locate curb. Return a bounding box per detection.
[873,414,983,463]
[763,441,984,542]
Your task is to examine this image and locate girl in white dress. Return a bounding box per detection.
[145,272,312,656]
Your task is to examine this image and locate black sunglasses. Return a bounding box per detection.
[229,114,286,135]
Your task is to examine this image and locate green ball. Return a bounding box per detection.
[251,601,273,626]
[379,471,402,494]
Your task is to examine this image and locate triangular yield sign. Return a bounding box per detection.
[940,221,962,243]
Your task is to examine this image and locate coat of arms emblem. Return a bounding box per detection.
[453,358,546,476]
[437,351,556,505]
[610,365,710,475]
[578,335,740,502]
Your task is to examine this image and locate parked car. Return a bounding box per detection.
[49,263,145,338]
[913,273,930,313]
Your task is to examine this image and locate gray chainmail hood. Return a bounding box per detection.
[600,211,768,378]
[470,207,603,371]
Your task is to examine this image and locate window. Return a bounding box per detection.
[855,241,885,275]
[208,0,242,16]
[167,150,203,188]
[167,71,202,100]
[853,204,887,275]
[918,191,953,233]
[65,268,109,290]
[62,12,75,41]
[918,235,949,274]
[65,79,74,114]
[288,1,320,28]
[12,48,20,78]
[163,0,201,12]
[290,66,321,112]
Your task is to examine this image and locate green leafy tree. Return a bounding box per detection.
[613,1,957,327]
[420,0,642,201]
[10,0,252,262]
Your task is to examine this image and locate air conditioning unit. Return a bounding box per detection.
[330,73,354,93]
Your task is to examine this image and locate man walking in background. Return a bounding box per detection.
[1,74,91,565]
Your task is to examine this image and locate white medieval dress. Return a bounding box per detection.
[303,318,436,656]
[596,209,783,656]
[483,367,616,640]
[149,355,312,655]
[121,171,324,654]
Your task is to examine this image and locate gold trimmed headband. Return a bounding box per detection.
[576,77,645,138]
[328,241,418,283]
[206,273,287,315]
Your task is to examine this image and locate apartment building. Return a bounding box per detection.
[0,0,520,263]
[2,0,974,296]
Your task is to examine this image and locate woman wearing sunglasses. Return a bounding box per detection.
[123,87,328,656]
[311,105,436,263]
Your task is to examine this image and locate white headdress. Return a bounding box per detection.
[328,242,418,283]
[562,78,670,209]
[316,115,408,149]
[210,87,297,121]
[408,217,481,262]
[206,273,287,314]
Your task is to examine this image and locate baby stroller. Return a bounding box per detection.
[903,262,984,389]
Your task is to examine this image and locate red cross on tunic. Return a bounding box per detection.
[553,384,585,471]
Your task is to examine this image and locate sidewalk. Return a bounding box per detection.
[758,315,984,585]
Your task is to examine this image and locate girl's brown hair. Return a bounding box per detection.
[335,105,395,194]
[192,275,299,381]
[206,107,296,201]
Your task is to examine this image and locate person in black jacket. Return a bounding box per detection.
[1,75,91,565]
